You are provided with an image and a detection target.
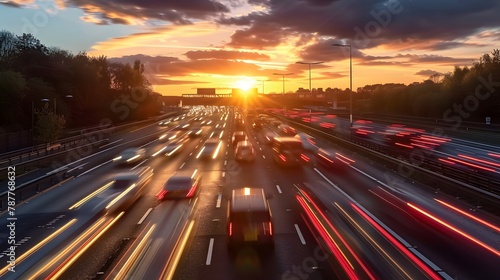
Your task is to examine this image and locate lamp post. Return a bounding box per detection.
[273,73,294,94]
[332,43,353,126]
[258,79,268,94]
[295,61,324,93]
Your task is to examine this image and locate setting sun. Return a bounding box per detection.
[234,78,256,91]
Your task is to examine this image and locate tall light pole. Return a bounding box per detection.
[273,73,294,94]
[295,61,324,93]
[332,43,353,126]
[258,79,268,94]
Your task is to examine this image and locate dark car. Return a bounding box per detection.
[232,131,248,146]
[157,171,202,199]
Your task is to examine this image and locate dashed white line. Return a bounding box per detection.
[262,155,266,159]
[294,224,306,245]
[179,162,186,169]
[206,238,215,265]
[276,185,282,194]
[216,193,222,208]
[76,160,112,177]
[137,208,153,225]
[222,172,226,177]
[224,160,227,166]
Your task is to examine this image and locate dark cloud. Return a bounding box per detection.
[221,0,500,51]
[153,78,209,85]
[415,69,443,77]
[226,21,293,49]
[395,53,473,65]
[184,50,271,61]
[0,1,22,8]
[64,0,230,25]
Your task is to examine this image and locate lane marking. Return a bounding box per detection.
[76,160,112,177]
[216,193,222,208]
[206,238,215,265]
[294,224,306,245]
[137,208,153,225]
[276,185,282,194]
[222,172,225,177]
[179,162,186,169]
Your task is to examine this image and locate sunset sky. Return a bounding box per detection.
[1,0,499,96]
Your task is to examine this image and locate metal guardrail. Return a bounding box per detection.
[0,112,179,168]
[0,170,69,212]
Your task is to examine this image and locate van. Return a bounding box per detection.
[227,188,274,249]
[272,137,307,166]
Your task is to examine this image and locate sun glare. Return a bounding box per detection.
[235,78,255,91]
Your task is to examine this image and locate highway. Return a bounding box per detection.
[0,107,499,280]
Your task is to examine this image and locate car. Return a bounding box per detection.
[235,141,255,162]
[158,119,171,126]
[272,137,307,166]
[157,170,202,199]
[278,124,297,136]
[113,147,146,165]
[105,166,153,213]
[158,130,185,142]
[164,134,189,157]
[227,187,274,249]
[196,138,222,159]
[187,127,203,137]
[294,132,318,153]
[232,131,247,146]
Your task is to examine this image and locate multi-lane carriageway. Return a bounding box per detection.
[0,107,499,279]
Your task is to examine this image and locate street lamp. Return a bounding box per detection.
[332,43,353,126]
[295,61,324,93]
[272,73,294,94]
[257,79,268,94]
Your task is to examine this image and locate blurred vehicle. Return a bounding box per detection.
[227,187,274,249]
[113,147,146,165]
[316,148,336,168]
[294,132,318,152]
[278,124,297,136]
[164,134,189,157]
[235,141,255,162]
[159,130,185,142]
[158,118,171,126]
[262,130,278,145]
[187,127,203,138]
[105,166,153,213]
[272,137,307,166]
[232,131,248,146]
[157,170,202,199]
[197,138,222,159]
[252,120,263,131]
[235,115,245,128]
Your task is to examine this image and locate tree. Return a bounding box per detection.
[35,104,66,145]
[0,70,27,129]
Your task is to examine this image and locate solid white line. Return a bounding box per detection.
[76,160,112,177]
[216,193,222,208]
[66,162,88,173]
[276,185,282,194]
[130,159,147,170]
[137,208,153,225]
[294,224,306,245]
[206,238,215,265]
[179,162,186,169]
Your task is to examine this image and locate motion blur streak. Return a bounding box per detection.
[438,158,456,165]
[69,181,114,210]
[296,195,359,280]
[161,220,195,280]
[336,203,411,279]
[457,154,500,168]
[0,219,77,276]
[447,157,496,172]
[336,153,355,164]
[45,213,124,279]
[114,223,156,279]
[488,153,500,158]
[408,203,500,257]
[106,183,137,210]
[352,203,442,280]
[434,199,500,233]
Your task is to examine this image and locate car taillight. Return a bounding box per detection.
[268,222,273,235]
[157,189,167,200]
[186,182,197,197]
[229,222,232,236]
[301,153,310,162]
[279,154,287,162]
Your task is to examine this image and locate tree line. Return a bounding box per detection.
[0,31,162,142]
[354,49,500,122]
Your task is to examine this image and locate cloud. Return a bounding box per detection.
[184,49,271,61]
[62,0,230,25]
[415,69,443,77]
[221,0,500,51]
